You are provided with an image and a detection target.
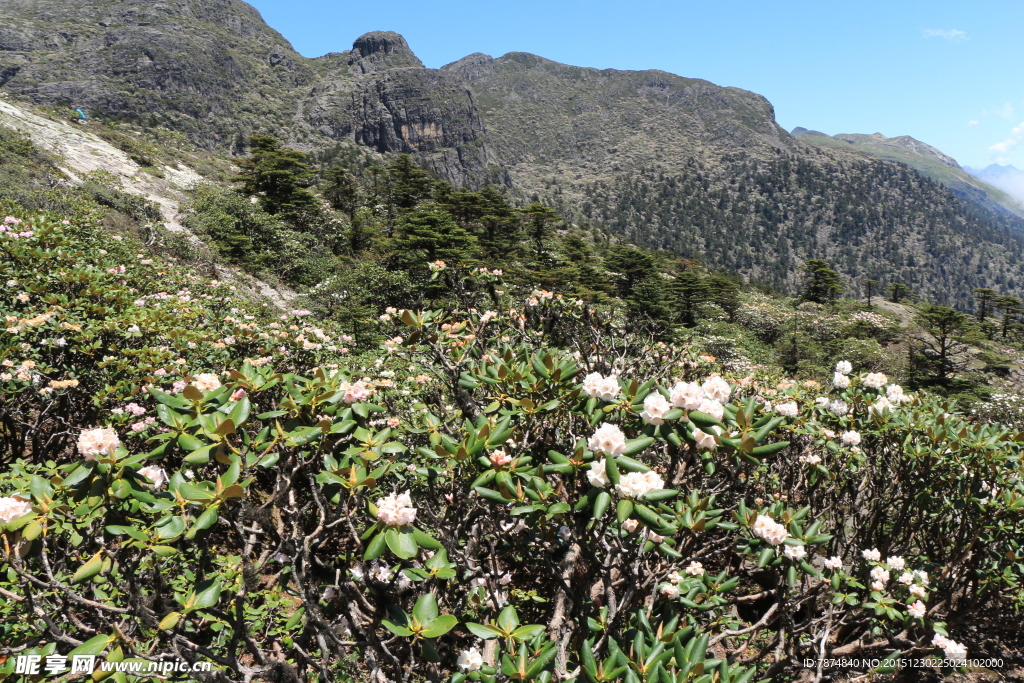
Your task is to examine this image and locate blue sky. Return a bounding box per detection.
[247,0,1023,170]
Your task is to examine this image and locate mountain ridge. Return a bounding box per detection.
[3,0,1024,309]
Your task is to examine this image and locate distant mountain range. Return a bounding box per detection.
[964,164,1024,209]
[3,0,1024,308]
[791,128,1024,219]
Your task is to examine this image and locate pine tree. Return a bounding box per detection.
[861,279,881,308]
[799,259,843,303]
[387,154,434,211]
[232,135,317,215]
[522,202,560,260]
[392,205,477,266]
[670,271,709,327]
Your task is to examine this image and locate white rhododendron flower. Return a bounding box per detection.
[870,396,893,414]
[137,465,167,488]
[887,384,910,404]
[666,570,683,584]
[862,548,881,562]
[886,556,905,570]
[660,583,680,599]
[775,402,798,417]
[907,600,926,618]
[669,381,703,410]
[587,461,610,488]
[799,453,821,465]
[914,570,929,585]
[375,491,417,526]
[828,399,848,415]
[835,360,852,375]
[832,372,850,389]
[898,572,914,585]
[870,566,890,583]
[783,545,806,560]
[871,580,886,592]
[697,399,724,420]
[701,376,731,404]
[622,519,639,532]
[909,584,927,599]
[0,496,33,523]
[588,423,627,456]
[582,372,620,401]
[78,427,120,460]
[640,392,672,425]
[814,396,829,406]
[752,515,789,545]
[685,561,704,576]
[863,372,888,389]
[841,430,861,446]
[457,649,484,671]
[692,428,717,451]
[614,471,664,499]
[823,556,843,570]
[192,372,222,392]
[931,633,966,662]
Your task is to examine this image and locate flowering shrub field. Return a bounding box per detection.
[2,210,1024,682]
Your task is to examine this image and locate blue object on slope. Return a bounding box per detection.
[75,109,88,120]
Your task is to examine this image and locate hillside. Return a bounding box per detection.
[792,127,1024,218]
[4,0,1024,310]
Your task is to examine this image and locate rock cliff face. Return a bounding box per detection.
[0,0,794,186]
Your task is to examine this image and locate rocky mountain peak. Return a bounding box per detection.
[348,31,423,74]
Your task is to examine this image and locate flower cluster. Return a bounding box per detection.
[582,372,620,401]
[375,491,417,526]
[614,471,665,499]
[752,515,789,545]
[0,496,33,523]
[77,427,120,460]
[588,423,627,456]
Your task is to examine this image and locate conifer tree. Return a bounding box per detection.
[861,279,881,308]
[232,135,317,215]
[392,204,477,265]
[799,259,843,303]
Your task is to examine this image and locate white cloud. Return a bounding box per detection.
[968,120,979,126]
[982,102,1015,118]
[989,121,1024,156]
[922,28,969,43]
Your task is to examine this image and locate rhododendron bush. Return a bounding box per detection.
[1,214,1024,681]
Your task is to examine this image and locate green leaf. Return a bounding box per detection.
[750,441,790,457]
[364,531,387,561]
[178,482,215,501]
[158,612,181,630]
[193,505,220,531]
[497,605,520,633]
[149,388,190,409]
[421,614,458,638]
[593,491,612,520]
[61,463,95,489]
[68,633,113,657]
[191,579,221,610]
[385,528,419,560]
[465,622,502,639]
[177,433,206,451]
[616,499,634,523]
[412,593,440,624]
[382,620,414,637]
[623,436,654,456]
[511,624,546,640]
[73,551,104,584]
